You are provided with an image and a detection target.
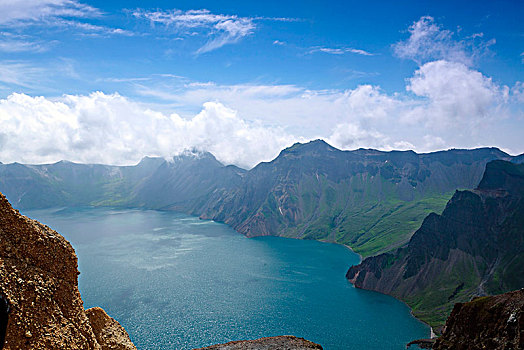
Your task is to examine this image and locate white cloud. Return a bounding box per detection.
[422,135,446,150]
[327,123,386,150]
[0,32,48,52]
[347,48,374,56]
[1,60,523,169]
[393,16,494,65]
[133,9,256,54]
[405,60,507,129]
[512,82,524,103]
[0,15,522,166]
[127,61,522,155]
[0,0,100,25]
[0,1,129,40]
[0,59,84,92]
[53,19,134,37]
[0,61,45,88]
[0,92,296,168]
[0,40,45,53]
[309,46,374,56]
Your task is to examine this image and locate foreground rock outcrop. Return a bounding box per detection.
[347,160,524,331]
[86,307,136,350]
[432,289,524,349]
[0,192,136,349]
[196,335,323,350]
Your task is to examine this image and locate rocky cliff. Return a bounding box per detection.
[347,160,524,330]
[0,192,136,349]
[195,336,323,350]
[198,141,518,256]
[433,289,524,350]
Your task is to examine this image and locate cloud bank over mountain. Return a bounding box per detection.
[0,15,522,168]
[0,92,295,168]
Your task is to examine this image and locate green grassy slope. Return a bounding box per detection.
[201,140,513,257]
[347,160,524,330]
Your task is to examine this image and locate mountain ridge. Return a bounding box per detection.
[195,141,520,256]
[1,141,522,257]
[346,160,524,331]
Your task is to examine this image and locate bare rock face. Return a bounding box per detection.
[0,192,136,350]
[346,160,524,330]
[433,289,524,350]
[86,307,136,350]
[195,335,323,350]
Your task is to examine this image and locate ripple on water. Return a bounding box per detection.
[24,207,429,350]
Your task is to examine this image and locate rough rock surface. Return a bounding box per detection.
[0,191,136,350]
[86,307,136,350]
[195,335,323,350]
[433,289,524,350]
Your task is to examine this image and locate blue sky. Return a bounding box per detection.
[0,0,523,167]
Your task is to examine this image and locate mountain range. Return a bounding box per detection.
[347,160,524,331]
[2,140,523,338]
[1,140,521,258]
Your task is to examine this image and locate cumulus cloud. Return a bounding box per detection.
[393,16,494,66]
[0,14,522,166]
[0,92,296,168]
[327,123,386,150]
[404,60,508,128]
[1,63,522,169]
[133,9,256,54]
[135,81,400,132]
[127,62,522,155]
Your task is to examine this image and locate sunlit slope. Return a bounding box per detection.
[347,160,524,329]
[1,141,520,257]
[198,140,517,257]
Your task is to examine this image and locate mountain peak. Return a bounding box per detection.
[172,149,218,163]
[477,160,524,194]
[137,156,166,168]
[282,139,337,155]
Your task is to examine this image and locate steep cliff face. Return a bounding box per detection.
[433,289,524,350]
[196,335,323,350]
[0,192,136,349]
[347,160,524,330]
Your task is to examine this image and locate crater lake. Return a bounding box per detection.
[24,207,429,349]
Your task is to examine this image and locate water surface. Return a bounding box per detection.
[25,207,429,349]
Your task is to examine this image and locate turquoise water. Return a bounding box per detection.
[24,207,429,349]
